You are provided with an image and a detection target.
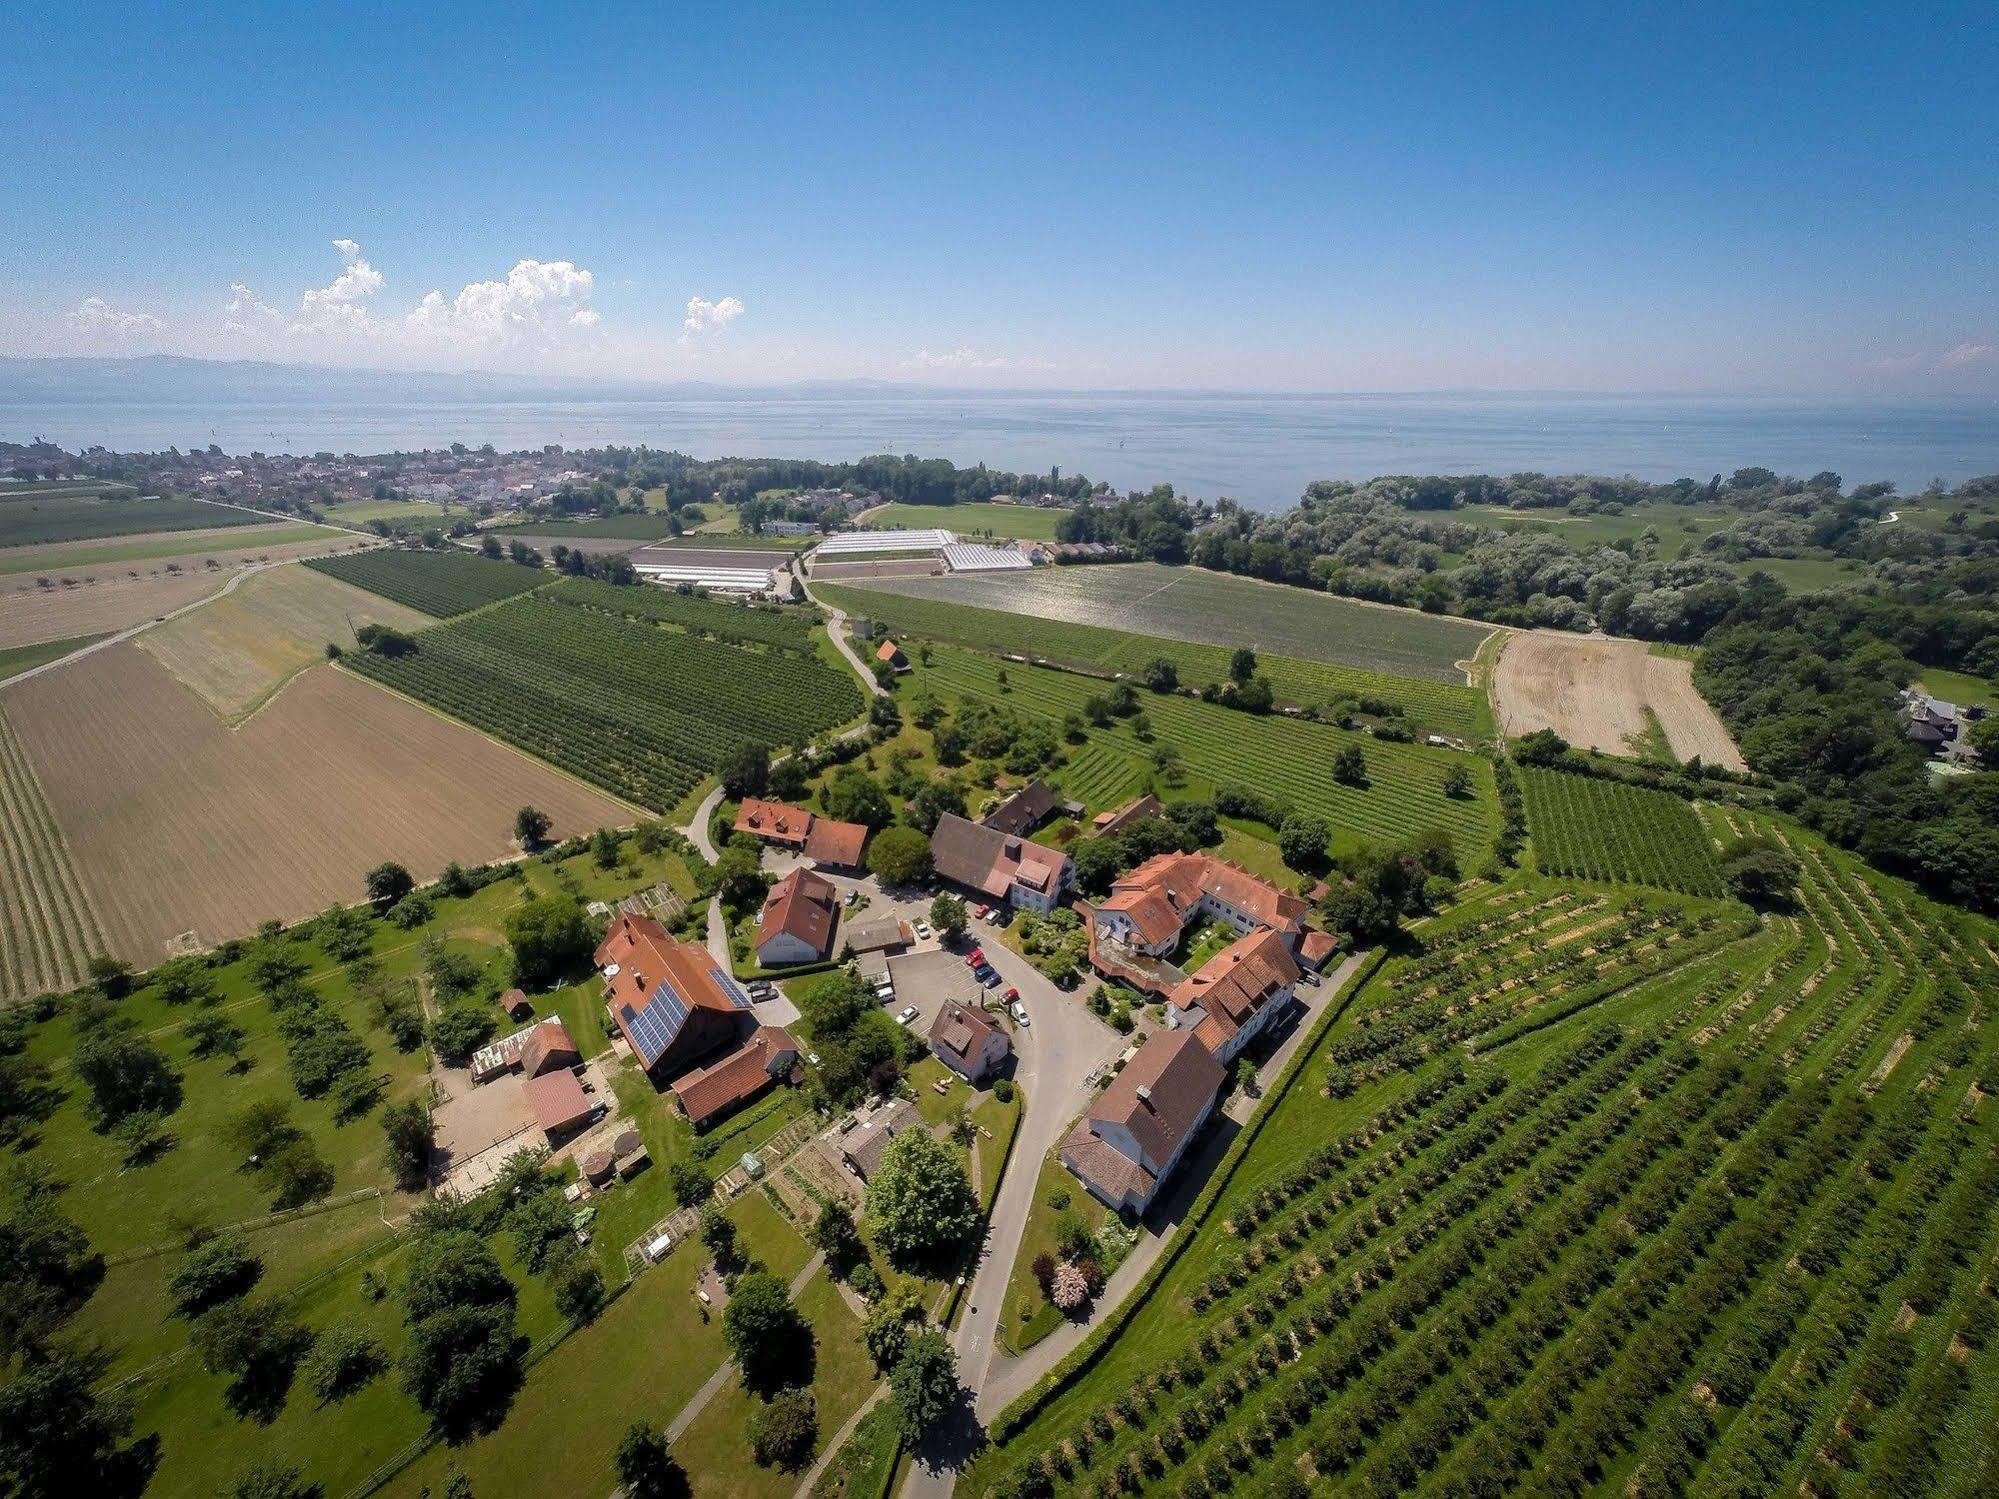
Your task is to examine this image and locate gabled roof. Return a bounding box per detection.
[734,797,814,846]
[1092,794,1164,837]
[843,914,911,954]
[596,913,753,1069]
[672,1026,799,1126]
[842,1098,922,1179]
[983,779,1058,837]
[929,1003,1006,1068]
[875,638,905,662]
[804,816,869,868]
[930,813,1069,899]
[759,868,838,958]
[1095,886,1184,949]
[523,1068,593,1135]
[520,1019,579,1077]
[1106,852,1309,938]
[1171,927,1299,1051]
[1086,1030,1223,1172]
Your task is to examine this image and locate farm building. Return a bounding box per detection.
[928,813,1072,914]
[631,559,784,594]
[732,796,871,869]
[875,638,910,671]
[982,778,1060,838]
[520,1019,582,1078]
[840,1098,923,1181]
[756,868,840,966]
[842,913,912,956]
[1062,1030,1223,1215]
[929,1003,1010,1085]
[524,1068,598,1144]
[671,1026,801,1131]
[1092,793,1164,837]
[941,541,1032,572]
[817,528,955,555]
[1088,851,1311,996]
[596,912,757,1078]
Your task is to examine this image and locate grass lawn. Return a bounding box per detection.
[1213,823,1296,883]
[671,1269,874,1499]
[0,629,107,678]
[1174,920,1240,972]
[999,1148,1106,1354]
[865,501,1066,540]
[971,1087,1023,1214]
[909,1054,975,1126]
[1452,500,1737,558]
[322,499,471,525]
[1730,553,1868,592]
[1916,665,1994,709]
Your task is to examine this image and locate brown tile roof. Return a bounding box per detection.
[1063,1121,1155,1204]
[803,816,869,868]
[1086,1030,1223,1171]
[759,868,839,958]
[1299,929,1340,968]
[1092,793,1164,836]
[929,1003,1005,1071]
[1105,852,1309,939]
[595,913,751,1070]
[1169,927,1299,1050]
[734,797,814,846]
[843,1098,922,1179]
[520,1019,580,1077]
[523,1068,594,1135]
[672,1026,799,1127]
[1095,886,1184,949]
[931,813,1071,902]
[983,779,1058,837]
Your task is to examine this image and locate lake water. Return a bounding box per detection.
[6,391,1997,510]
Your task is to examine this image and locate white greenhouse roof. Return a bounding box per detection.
[942,543,1031,572]
[817,528,956,554]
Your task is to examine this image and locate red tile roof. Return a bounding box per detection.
[595,913,750,1070]
[672,1026,799,1127]
[734,797,813,846]
[1169,927,1299,1051]
[759,868,839,959]
[1299,929,1340,969]
[520,1019,580,1077]
[1103,852,1309,940]
[875,638,906,663]
[523,1068,593,1135]
[803,816,869,868]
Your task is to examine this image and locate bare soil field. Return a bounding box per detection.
[135,564,431,720]
[0,646,631,968]
[626,544,793,571]
[0,566,228,650]
[1492,631,1746,770]
[0,520,354,577]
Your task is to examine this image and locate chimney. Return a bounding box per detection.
[1136,1084,1154,1109]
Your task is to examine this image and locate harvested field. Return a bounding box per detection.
[0,645,630,967]
[135,565,432,720]
[627,544,793,572]
[0,565,230,650]
[811,557,946,581]
[1493,630,1745,770]
[0,709,107,1000]
[0,521,350,576]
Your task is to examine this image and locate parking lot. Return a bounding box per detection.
[886,944,995,1034]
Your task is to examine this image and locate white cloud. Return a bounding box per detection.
[1941,341,1994,368]
[223,281,283,337]
[899,346,1051,372]
[292,237,385,335]
[404,258,597,346]
[681,295,745,339]
[68,296,164,338]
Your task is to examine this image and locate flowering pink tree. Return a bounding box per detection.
[1050,1260,1089,1311]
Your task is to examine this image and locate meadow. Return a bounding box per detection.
[345,593,864,812]
[493,513,688,540]
[0,489,274,548]
[0,522,346,576]
[844,563,1496,685]
[1451,499,1739,558]
[819,581,1493,739]
[303,547,549,617]
[907,646,1501,864]
[977,823,1999,1499]
[548,575,819,653]
[1520,767,1725,896]
[865,501,1068,539]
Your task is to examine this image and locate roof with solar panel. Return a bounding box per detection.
[595,912,754,1070]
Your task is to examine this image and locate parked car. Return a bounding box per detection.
[967,946,985,964]
[978,968,1001,988]
[897,1004,920,1026]
[1003,986,1020,1003]
[913,921,933,940]
[975,904,995,923]
[1010,999,1030,1025]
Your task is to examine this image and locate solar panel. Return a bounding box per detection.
[708,965,756,1010]
[623,982,690,1064]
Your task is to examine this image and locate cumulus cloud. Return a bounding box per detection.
[681,295,745,339]
[223,282,283,337]
[68,296,164,338]
[293,238,385,334]
[405,258,597,345]
[899,346,1051,372]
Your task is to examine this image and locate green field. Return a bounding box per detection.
[322,499,475,525]
[0,522,340,576]
[820,581,1493,739]
[0,631,107,680]
[0,490,275,548]
[547,575,819,653]
[303,548,548,616]
[346,593,863,809]
[865,501,1068,540]
[493,513,688,540]
[1732,554,1870,592]
[840,563,1495,686]
[1521,766,1724,895]
[1453,499,1739,558]
[1915,665,1995,710]
[976,828,1999,1498]
[908,646,1501,864]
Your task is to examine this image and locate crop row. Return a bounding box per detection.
[546,575,819,652]
[303,548,547,616]
[1521,766,1724,896]
[0,708,104,1000]
[0,491,269,548]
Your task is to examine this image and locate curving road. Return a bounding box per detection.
[793,556,886,698]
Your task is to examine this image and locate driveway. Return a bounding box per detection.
[900,916,1123,1495]
[793,558,886,697]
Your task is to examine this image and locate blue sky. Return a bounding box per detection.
[3,2,1994,391]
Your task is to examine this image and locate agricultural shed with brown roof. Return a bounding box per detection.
[524,1068,595,1139]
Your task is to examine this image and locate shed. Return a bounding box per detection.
[503,988,534,1022]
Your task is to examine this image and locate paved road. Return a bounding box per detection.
[899,930,1123,1496]
[794,558,886,697]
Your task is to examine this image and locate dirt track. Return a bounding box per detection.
[1,647,630,967]
[1492,632,1745,770]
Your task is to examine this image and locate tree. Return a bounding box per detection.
[72,1025,181,1128]
[191,1298,315,1420]
[1050,1261,1088,1310]
[513,806,551,848]
[699,1201,740,1269]
[1331,742,1368,786]
[722,1272,810,1394]
[112,1107,172,1166]
[400,1230,521,1436]
[264,1138,335,1211]
[889,1330,960,1443]
[1278,813,1332,871]
[0,1346,158,1498]
[616,1421,690,1499]
[824,767,892,828]
[150,955,217,1007]
[1142,656,1179,693]
[1512,728,1570,767]
[382,1099,435,1191]
[428,1001,497,1066]
[1442,763,1474,799]
[908,780,966,834]
[865,1128,979,1262]
[365,862,415,910]
[87,954,134,1000]
[929,894,968,941]
[722,743,771,799]
[1229,646,1258,684]
[168,1231,262,1317]
[302,1327,386,1403]
[227,1461,323,1499]
[549,1249,606,1324]
[811,1201,863,1273]
[0,1166,105,1356]
[669,1157,712,1208]
[504,894,592,987]
[747,1388,817,1470]
[1720,835,1801,909]
[867,826,933,887]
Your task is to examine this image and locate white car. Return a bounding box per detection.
[913,921,933,940]
[1010,999,1030,1025]
[897,1004,920,1026]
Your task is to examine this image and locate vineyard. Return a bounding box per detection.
[0,489,268,548]
[1055,741,1146,811]
[0,705,107,1000]
[546,575,818,653]
[818,582,1491,740]
[303,548,548,616]
[912,647,1501,863]
[345,595,863,810]
[1520,766,1725,896]
[831,562,1497,685]
[978,829,1999,1499]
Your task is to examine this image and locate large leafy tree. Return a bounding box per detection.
[0,1346,158,1498]
[866,826,933,887]
[722,1272,810,1395]
[865,1129,978,1262]
[888,1329,960,1443]
[503,894,592,988]
[399,1229,521,1436]
[0,1166,105,1356]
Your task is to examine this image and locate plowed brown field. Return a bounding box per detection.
[0,646,632,970]
[1492,631,1745,770]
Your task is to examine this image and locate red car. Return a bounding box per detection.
[1004,987,1020,1003]
[967,947,985,965]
